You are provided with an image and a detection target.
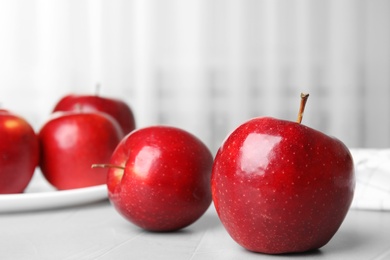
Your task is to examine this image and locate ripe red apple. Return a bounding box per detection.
[39,111,123,190]
[98,126,213,232]
[53,94,136,135]
[211,94,355,254]
[0,110,39,194]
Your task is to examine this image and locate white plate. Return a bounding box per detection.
[0,170,108,213]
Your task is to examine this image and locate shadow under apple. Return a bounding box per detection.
[188,211,223,233]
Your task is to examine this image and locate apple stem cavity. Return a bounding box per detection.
[91,163,125,170]
[296,93,309,124]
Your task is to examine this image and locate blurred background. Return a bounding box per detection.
[0,0,389,154]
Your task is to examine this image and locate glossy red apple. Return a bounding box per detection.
[39,111,123,190]
[0,110,39,194]
[98,126,213,231]
[211,94,355,254]
[53,94,136,135]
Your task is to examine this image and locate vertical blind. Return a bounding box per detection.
[0,0,389,153]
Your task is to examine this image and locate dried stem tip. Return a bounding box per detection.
[296,93,309,124]
[91,164,125,170]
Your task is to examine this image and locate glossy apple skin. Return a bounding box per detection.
[211,117,355,254]
[107,126,213,232]
[0,110,39,194]
[53,94,136,135]
[39,111,123,190]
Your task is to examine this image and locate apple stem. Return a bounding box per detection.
[95,83,101,96]
[296,93,309,124]
[75,103,83,112]
[91,163,125,170]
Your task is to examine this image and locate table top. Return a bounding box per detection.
[0,199,389,260]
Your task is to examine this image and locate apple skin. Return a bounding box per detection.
[211,117,355,254]
[53,94,136,135]
[107,126,213,232]
[39,111,123,190]
[0,110,39,194]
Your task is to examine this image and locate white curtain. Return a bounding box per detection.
[0,0,389,153]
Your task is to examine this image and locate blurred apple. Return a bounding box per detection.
[39,111,123,190]
[53,94,136,135]
[0,109,39,194]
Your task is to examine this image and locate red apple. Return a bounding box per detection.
[0,110,39,194]
[53,94,136,135]
[39,111,123,190]
[211,94,355,254]
[99,126,213,231]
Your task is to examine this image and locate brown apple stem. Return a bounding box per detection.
[91,163,125,170]
[296,93,309,124]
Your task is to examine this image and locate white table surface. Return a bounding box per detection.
[0,199,389,260]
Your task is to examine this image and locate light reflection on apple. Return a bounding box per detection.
[54,123,79,149]
[240,133,282,175]
[133,146,161,179]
